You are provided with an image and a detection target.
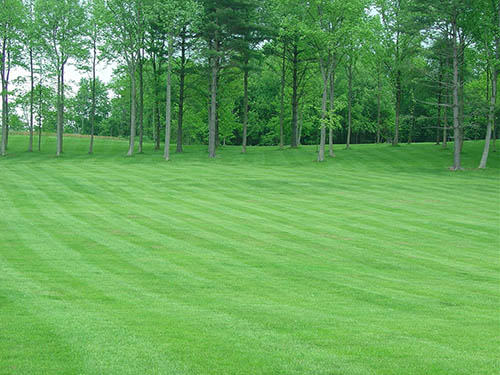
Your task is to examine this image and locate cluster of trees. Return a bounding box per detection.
[0,0,498,169]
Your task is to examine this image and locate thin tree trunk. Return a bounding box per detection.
[242,64,249,153]
[177,30,186,153]
[56,63,65,156]
[1,38,8,156]
[318,58,328,161]
[209,43,217,158]
[479,2,499,167]
[28,48,34,152]
[89,37,96,154]
[152,55,161,150]
[376,68,381,144]
[127,61,137,156]
[436,62,443,145]
[138,51,144,153]
[38,80,42,151]
[451,21,461,170]
[479,68,497,168]
[291,41,298,148]
[393,69,401,146]
[443,90,448,148]
[346,62,353,149]
[298,100,303,146]
[329,67,335,156]
[279,41,286,149]
[164,36,173,161]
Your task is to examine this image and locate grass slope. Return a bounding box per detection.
[0,135,499,375]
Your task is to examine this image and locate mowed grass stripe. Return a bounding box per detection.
[1,135,499,375]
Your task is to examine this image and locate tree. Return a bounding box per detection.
[35,0,86,156]
[478,0,499,168]
[200,0,270,158]
[0,0,23,156]
[102,0,143,156]
[377,0,421,146]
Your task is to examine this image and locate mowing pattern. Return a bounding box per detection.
[0,136,499,375]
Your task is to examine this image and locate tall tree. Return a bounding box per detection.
[377,0,420,146]
[479,0,499,168]
[200,0,260,157]
[102,0,143,156]
[0,0,23,156]
[35,0,86,156]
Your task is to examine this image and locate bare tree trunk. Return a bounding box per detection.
[479,68,497,168]
[164,36,173,161]
[138,51,144,153]
[436,61,443,145]
[393,69,401,146]
[152,55,160,150]
[1,39,8,156]
[279,41,286,149]
[127,61,137,156]
[208,47,217,158]
[317,59,326,161]
[56,63,65,156]
[38,80,42,151]
[346,62,353,149]
[89,37,96,154]
[291,41,299,148]
[318,58,328,161]
[298,101,303,146]
[242,65,249,153]
[1,81,6,156]
[451,21,461,170]
[177,29,186,153]
[479,2,499,167]
[28,48,34,152]
[376,68,381,144]
[329,68,335,156]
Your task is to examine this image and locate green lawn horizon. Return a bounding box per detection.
[1,135,499,374]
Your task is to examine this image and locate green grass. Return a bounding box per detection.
[1,135,499,375]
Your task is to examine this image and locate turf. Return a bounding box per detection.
[0,135,499,375]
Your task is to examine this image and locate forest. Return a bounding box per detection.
[0,0,498,169]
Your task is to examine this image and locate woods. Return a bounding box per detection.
[0,0,498,168]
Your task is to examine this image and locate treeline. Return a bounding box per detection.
[0,0,498,169]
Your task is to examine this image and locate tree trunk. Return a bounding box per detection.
[479,68,497,168]
[177,30,186,153]
[56,63,65,156]
[329,67,335,156]
[164,36,173,161]
[279,41,286,149]
[479,3,499,167]
[298,101,303,146]
[393,69,401,146]
[346,62,353,149]
[317,58,328,161]
[138,51,144,153]
[28,48,34,152]
[291,41,299,148]
[242,64,249,153]
[89,37,96,154]
[451,21,461,170]
[1,81,6,156]
[209,48,217,158]
[152,55,161,150]
[38,80,42,151]
[436,62,443,145]
[127,61,137,156]
[1,39,8,156]
[376,68,381,144]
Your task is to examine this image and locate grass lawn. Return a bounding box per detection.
[0,135,499,374]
